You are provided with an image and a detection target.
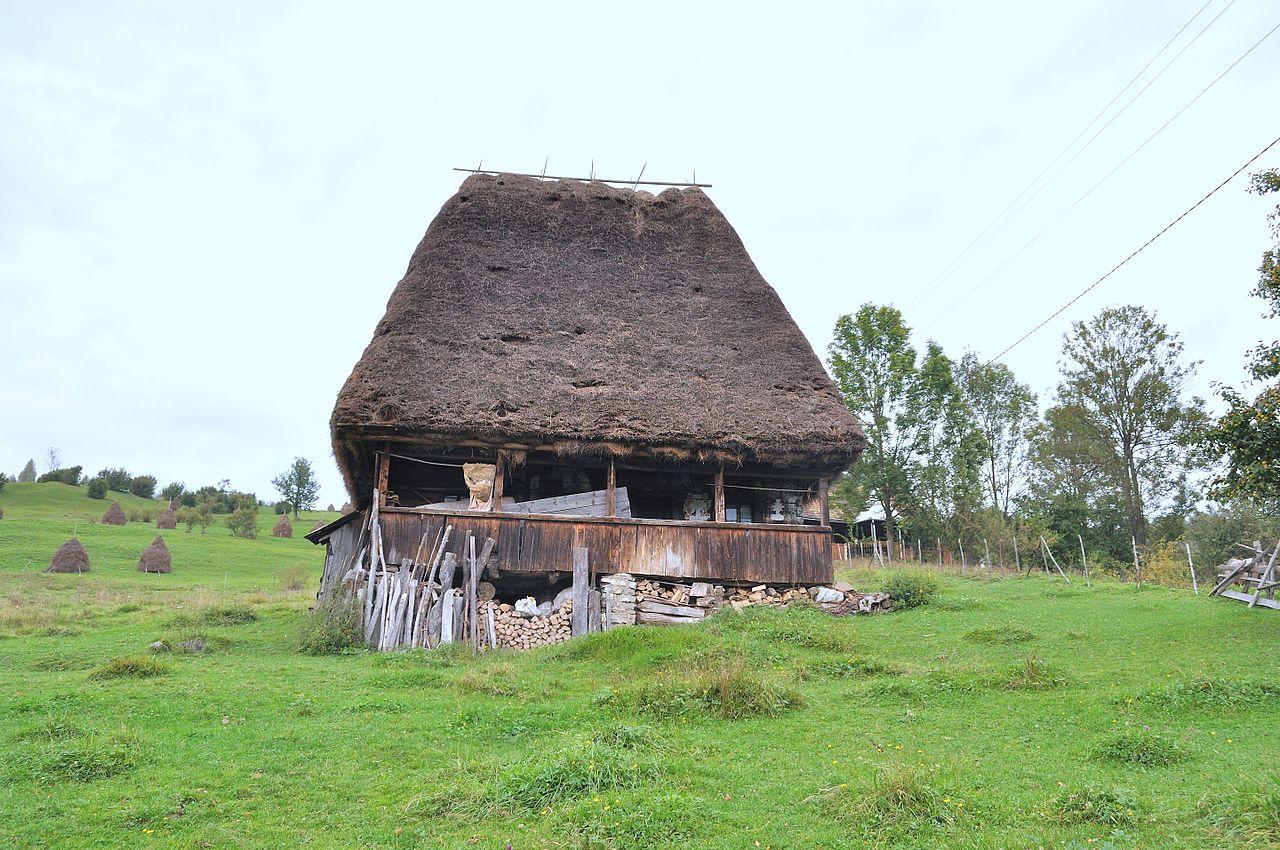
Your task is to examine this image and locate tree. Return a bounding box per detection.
[86,477,107,499]
[1202,169,1280,501]
[45,447,60,473]
[273,457,320,519]
[956,353,1037,517]
[828,305,979,550]
[226,505,259,539]
[161,482,186,502]
[18,459,36,483]
[96,468,132,492]
[129,475,157,498]
[37,465,82,485]
[1050,306,1204,547]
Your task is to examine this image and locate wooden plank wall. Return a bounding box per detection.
[364,509,832,585]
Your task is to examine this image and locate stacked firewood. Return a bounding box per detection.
[726,584,813,608]
[485,600,574,649]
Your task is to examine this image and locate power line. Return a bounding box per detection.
[987,134,1280,364]
[903,0,1221,312]
[925,18,1280,330]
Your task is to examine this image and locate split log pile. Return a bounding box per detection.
[484,599,574,649]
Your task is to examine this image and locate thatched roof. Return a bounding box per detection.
[48,537,90,573]
[138,535,172,573]
[101,501,126,526]
[332,174,864,500]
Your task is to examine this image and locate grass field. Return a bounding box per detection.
[2,483,1278,848]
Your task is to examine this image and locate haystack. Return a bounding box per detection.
[137,535,172,573]
[101,500,126,526]
[156,507,177,529]
[48,537,90,573]
[272,514,293,538]
[340,502,352,514]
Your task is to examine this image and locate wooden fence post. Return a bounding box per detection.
[1185,542,1198,594]
[571,548,589,636]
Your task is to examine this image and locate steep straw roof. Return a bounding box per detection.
[332,173,864,500]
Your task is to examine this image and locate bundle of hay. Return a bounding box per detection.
[340,502,352,514]
[101,500,127,526]
[311,520,324,532]
[48,537,90,573]
[272,514,293,538]
[137,535,172,573]
[156,506,177,529]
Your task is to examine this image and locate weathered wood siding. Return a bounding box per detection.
[359,508,832,585]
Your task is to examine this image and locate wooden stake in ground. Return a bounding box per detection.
[1185,542,1198,594]
[1040,535,1070,583]
[1132,535,1141,589]
[983,538,992,574]
[571,547,589,637]
[1078,533,1091,587]
[1013,534,1021,574]
[958,538,966,574]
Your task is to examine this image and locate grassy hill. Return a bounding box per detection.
[1,483,1278,848]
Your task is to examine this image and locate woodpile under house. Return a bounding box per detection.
[308,173,868,649]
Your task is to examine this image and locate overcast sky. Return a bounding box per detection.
[2,0,1277,506]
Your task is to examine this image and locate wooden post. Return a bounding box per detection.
[818,477,830,527]
[1078,533,1091,587]
[1013,535,1021,574]
[983,538,992,573]
[571,547,589,636]
[492,451,506,511]
[1185,542,1198,594]
[376,448,390,508]
[958,538,966,574]
[606,458,617,518]
[468,534,479,649]
[1041,535,1070,582]
[936,538,942,568]
[714,464,726,523]
[1132,535,1141,588]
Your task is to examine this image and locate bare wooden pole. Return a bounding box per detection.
[1185,542,1198,594]
[1132,535,1142,589]
[818,477,830,526]
[491,451,506,511]
[1013,534,1022,574]
[1078,534,1091,587]
[714,464,726,523]
[605,458,617,518]
[958,538,966,574]
[376,450,390,509]
[936,538,942,569]
[983,538,992,573]
[1041,535,1070,583]
[571,548,589,636]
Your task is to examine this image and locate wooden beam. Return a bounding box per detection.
[571,548,589,636]
[376,447,390,508]
[492,450,506,509]
[714,464,726,523]
[606,458,617,518]
[819,477,830,527]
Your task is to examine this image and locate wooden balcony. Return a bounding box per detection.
[314,506,834,587]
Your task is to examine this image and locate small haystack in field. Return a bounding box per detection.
[156,506,177,529]
[137,535,172,573]
[48,537,90,573]
[272,514,293,538]
[311,520,324,532]
[101,500,126,526]
[340,502,352,514]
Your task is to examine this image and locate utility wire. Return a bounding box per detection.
[987,134,1280,364]
[925,18,1280,330]
[904,0,1220,312]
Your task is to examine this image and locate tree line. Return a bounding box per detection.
[828,169,1280,577]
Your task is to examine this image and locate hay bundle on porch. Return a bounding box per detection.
[137,536,172,573]
[328,173,865,507]
[48,537,90,573]
[272,514,293,538]
[101,500,126,526]
[156,506,177,529]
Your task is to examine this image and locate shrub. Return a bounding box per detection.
[125,509,153,523]
[191,604,257,627]
[996,654,1069,691]
[1092,730,1187,767]
[881,571,938,609]
[964,625,1037,644]
[828,656,902,679]
[89,656,170,680]
[273,500,290,515]
[128,475,156,498]
[298,596,362,655]
[226,506,258,538]
[1045,784,1138,826]
[0,472,6,494]
[86,478,107,499]
[276,564,308,592]
[37,466,82,485]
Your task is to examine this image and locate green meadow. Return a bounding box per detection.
[1,482,1278,849]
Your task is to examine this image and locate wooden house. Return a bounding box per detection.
[309,173,864,595]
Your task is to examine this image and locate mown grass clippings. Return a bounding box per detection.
[88,656,169,681]
[963,625,1037,645]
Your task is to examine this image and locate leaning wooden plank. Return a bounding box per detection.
[1249,542,1280,608]
[571,547,589,636]
[638,599,706,619]
[1211,560,1252,596]
[468,534,480,650]
[587,589,602,632]
[486,606,497,650]
[440,589,457,643]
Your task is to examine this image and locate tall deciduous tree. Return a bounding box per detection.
[18,459,37,483]
[1203,169,1280,501]
[828,304,979,549]
[273,457,320,519]
[1050,306,1203,547]
[956,353,1037,517]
